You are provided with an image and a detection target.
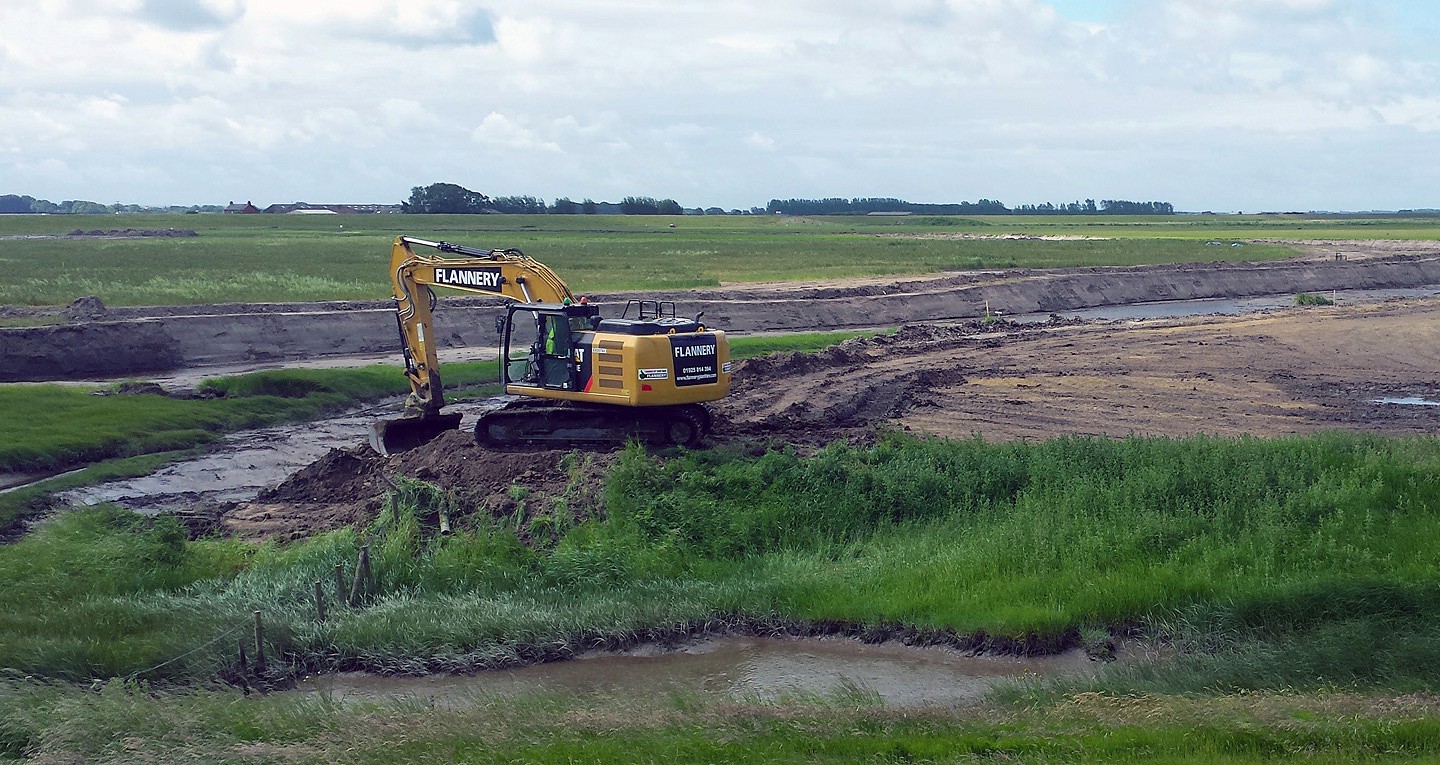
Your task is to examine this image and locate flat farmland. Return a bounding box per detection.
[6,212,1440,306]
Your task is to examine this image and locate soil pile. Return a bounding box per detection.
[66,228,198,238]
[223,431,615,541]
[717,318,1083,444]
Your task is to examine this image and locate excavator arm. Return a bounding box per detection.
[370,236,575,453]
[387,235,573,416]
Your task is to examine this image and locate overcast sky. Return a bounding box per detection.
[2,0,1437,211]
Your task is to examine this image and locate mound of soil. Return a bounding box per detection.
[224,431,615,541]
[717,318,1084,445]
[66,228,198,238]
[719,298,1440,447]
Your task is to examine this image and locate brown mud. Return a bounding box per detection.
[218,430,614,541]
[716,298,1440,444]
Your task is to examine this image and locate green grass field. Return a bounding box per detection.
[5,208,1440,764]
[5,212,1437,306]
[5,679,1437,763]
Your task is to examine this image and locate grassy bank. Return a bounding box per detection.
[3,432,1438,688]
[4,680,1439,763]
[3,212,1408,306]
[0,363,497,475]
[4,430,1440,760]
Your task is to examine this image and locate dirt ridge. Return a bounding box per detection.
[6,244,1440,381]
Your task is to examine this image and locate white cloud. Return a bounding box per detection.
[0,0,1436,209]
[747,132,776,151]
[82,94,127,120]
[471,112,562,152]
[1374,96,1440,132]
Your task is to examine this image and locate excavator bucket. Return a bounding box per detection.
[367,413,464,456]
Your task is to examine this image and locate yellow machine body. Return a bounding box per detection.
[370,236,730,453]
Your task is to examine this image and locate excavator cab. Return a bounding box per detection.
[499,303,599,392]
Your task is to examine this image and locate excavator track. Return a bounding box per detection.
[473,397,710,447]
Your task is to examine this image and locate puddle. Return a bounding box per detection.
[298,636,1098,709]
[1373,396,1440,407]
[1007,286,1440,324]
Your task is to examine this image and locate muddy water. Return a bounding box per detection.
[299,637,1097,708]
[54,404,403,512]
[80,346,499,391]
[51,398,508,512]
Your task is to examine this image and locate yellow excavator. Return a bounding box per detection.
[368,236,731,455]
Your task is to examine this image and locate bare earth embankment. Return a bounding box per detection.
[722,299,1440,444]
[212,296,1436,537]
[10,240,1440,539]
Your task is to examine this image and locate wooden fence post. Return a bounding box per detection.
[314,580,326,622]
[348,545,371,606]
[253,610,266,674]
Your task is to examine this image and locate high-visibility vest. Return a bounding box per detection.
[544,319,559,355]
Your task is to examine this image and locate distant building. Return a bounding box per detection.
[223,200,259,214]
[262,202,403,214]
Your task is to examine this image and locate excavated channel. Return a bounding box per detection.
[54,404,405,513]
[36,286,1440,515]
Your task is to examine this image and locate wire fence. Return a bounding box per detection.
[113,543,377,684]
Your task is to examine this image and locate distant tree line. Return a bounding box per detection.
[766,197,1174,216]
[1011,199,1175,215]
[0,194,220,214]
[4,186,1176,217]
[403,183,685,215]
[766,197,1010,215]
